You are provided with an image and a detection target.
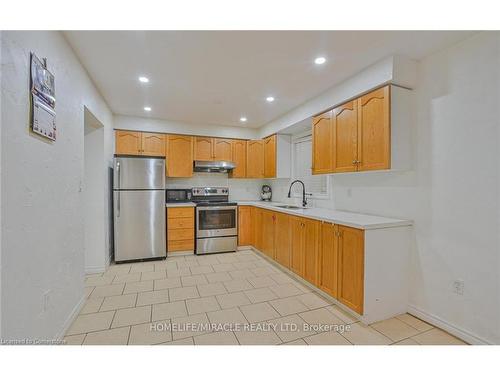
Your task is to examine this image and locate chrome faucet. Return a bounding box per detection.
[287,180,308,207]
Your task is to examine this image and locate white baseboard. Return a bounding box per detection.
[237,245,253,250]
[407,304,494,345]
[247,245,493,345]
[56,293,86,341]
[85,265,106,274]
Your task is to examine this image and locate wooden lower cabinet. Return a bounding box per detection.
[337,225,364,314]
[290,215,305,277]
[303,218,320,285]
[238,206,253,246]
[252,207,263,250]
[274,213,291,268]
[167,207,195,252]
[261,210,275,259]
[319,222,338,298]
[289,216,320,284]
[246,207,366,316]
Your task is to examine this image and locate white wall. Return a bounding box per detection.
[0,31,113,340]
[270,32,500,344]
[114,114,259,140]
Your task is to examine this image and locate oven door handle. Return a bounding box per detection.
[196,206,237,211]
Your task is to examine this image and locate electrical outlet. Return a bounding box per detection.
[453,280,465,295]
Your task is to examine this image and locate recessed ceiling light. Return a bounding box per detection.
[144,106,152,112]
[314,57,326,65]
[138,76,149,83]
[240,117,247,122]
[266,96,275,102]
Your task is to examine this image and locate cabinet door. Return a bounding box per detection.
[290,216,304,277]
[246,140,264,178]
[303,218,320,285]
[115,130,141,155]
[194,137,213,161]
[252,207,263,251]
[214,138,233,161]
[319,222,338,298]
[261,210,275,259]
[312,111,333,174]
[166,135,193,177]
[357,85,390,171]
[238,206,253,246]
[333,101,358,172]
[141,132,166,156]
[230,140,247,178]
[274,212,291,268]
[264,135,277,178]
[337,225,364,314]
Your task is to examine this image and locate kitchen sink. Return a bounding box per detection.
[276,205,302,210]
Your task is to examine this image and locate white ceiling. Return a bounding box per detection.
[64,31,473,129]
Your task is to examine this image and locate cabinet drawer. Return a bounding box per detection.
[168,239,194,251]
[168,228,194,241]
[167,207,194,219]
[168,217,194,229]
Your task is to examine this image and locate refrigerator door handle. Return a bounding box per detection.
[116,161,121,217]
[117,191,120,217]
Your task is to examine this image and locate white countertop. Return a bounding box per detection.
[236,201,412,230]
[165,202,196,208]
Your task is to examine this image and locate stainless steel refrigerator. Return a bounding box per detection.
[113,156,166,262]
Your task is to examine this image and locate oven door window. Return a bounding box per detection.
[198,209,236,231]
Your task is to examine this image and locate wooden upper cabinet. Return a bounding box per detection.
[237,206,253,246]
[246,140,264,178]
[115,130,141,155]
[142,132,165,156]
[230,140,247,178]
[357,85,390,171]
[194,137,213,161]
[337,225,364,314]
[332,101,358,172]
[166,135,193,177]
[264,135,277,178]
[312,111,333,174]
[319,222,338,298]
[214,138,233,161]
[274,212,291,268]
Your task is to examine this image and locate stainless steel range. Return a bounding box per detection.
[192,187,237,255]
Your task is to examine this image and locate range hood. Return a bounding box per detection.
[194,160,236,173]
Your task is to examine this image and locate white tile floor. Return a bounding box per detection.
[66,250,466,345]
